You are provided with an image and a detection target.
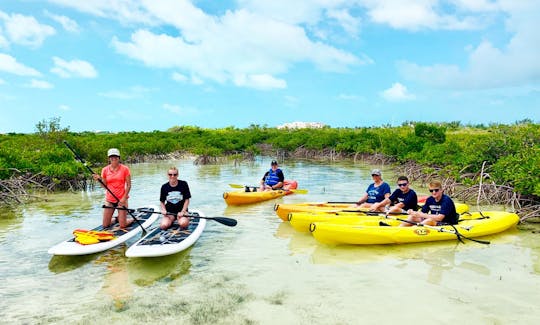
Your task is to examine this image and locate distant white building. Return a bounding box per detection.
[277,121,326,129]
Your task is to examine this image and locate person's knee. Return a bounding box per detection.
[178,217,189,228]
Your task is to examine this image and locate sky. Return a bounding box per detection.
[0,0,539,133]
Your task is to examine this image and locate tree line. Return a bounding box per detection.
[1,118,538,201]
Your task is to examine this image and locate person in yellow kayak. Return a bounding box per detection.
[160,166,191,230]
[259,160,285,191]
[369,176,418,213]
[93,148,133,229]
[355,169,391,209]
[402,180,458,226]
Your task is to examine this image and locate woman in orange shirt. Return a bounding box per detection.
[93,148,132,228]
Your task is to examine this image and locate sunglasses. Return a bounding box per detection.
[429,188,440,193]
[168,173,178,176]
[397,183,408,187]
[371,174,379,177]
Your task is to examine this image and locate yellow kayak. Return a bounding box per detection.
[289,211,391,232]
[275,198,468,222]
[224,180,299,205]
[289,206,473,233]
[223,189,289,205]
[310,211,519,245]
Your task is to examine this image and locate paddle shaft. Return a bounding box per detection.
[64,140,146,233]
[104,206,237,227]
[229,183,307,194]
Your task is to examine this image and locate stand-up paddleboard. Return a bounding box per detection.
[48,206,159,256]
[125,210,206,258]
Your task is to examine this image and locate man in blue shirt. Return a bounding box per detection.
[259,160,285,191]
[369,176,418,213]
[402,180,458,226]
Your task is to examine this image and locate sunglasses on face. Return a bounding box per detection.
[429,188,440,193]
[168,173,178,176]
[397,183,408,187]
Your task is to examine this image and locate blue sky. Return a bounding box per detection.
[1,0,539,133]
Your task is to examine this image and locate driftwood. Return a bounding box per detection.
[0,171,87,205]
[396,161,540,222]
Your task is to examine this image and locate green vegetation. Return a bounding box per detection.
[1,118,539,199]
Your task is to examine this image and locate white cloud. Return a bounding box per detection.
[44,11,80,33]
[27,79,54,89]
[361,0,487,31]
[98,85,153,99]
[163,103,199,116]
[233,74,286,90]
[50,57,98,78]
[0,53,41,76]
[112,6,364,89]
[0,11,56,48]
[59,104,71,111]
[0,78,5,85]
[381,82,416,101]
[172,72,188,82]
[0,27,8,48]
[338,93,362,100]
[48,0,158,25]
[398,2,540,89]
[326,8,361,36]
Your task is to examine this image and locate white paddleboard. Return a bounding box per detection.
[125,209,206,257]
[48,206,159,256]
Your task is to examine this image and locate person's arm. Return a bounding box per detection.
[179,198,190,217]
[159,185,168,215]
[370,197,390,211]
[121,174,131,204]
[356,193,368,205]
[93,168,107,187]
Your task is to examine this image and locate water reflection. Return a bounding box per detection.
[127,249,192,286]
[95,248,132,311]
[0,209,24,240]
[3,158,540,324]
[48,254,98,274]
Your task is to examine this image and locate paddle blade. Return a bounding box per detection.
[228,184,245,189]
[289,189,308,194]
[212,217,237,227]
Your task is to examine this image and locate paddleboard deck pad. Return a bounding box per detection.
[48,206,159,256]
[125,210,206,257]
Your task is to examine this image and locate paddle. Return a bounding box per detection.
[383,214,490,245]
[64,140,146,233]
[103,205,238,227]
[228,183,308,194]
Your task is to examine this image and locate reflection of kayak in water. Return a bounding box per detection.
[127,250,192,286]
[126,210,206,258]
[48,206,158,256]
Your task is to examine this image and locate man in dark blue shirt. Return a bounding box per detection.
[370,176,418,213]
[402,180,458,226]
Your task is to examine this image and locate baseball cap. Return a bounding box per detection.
[271,160,278,165]
[371,169,381,176]
[107,148,120,157]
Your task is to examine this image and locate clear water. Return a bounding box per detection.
[1,158,539,324]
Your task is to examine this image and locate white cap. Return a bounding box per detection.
[107,148,120,157]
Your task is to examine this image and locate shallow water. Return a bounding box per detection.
[1,158,539,324]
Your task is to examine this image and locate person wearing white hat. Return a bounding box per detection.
[355,168,391,210]
[92,148,132,228]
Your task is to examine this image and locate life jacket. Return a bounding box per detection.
[264,168,282,186]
